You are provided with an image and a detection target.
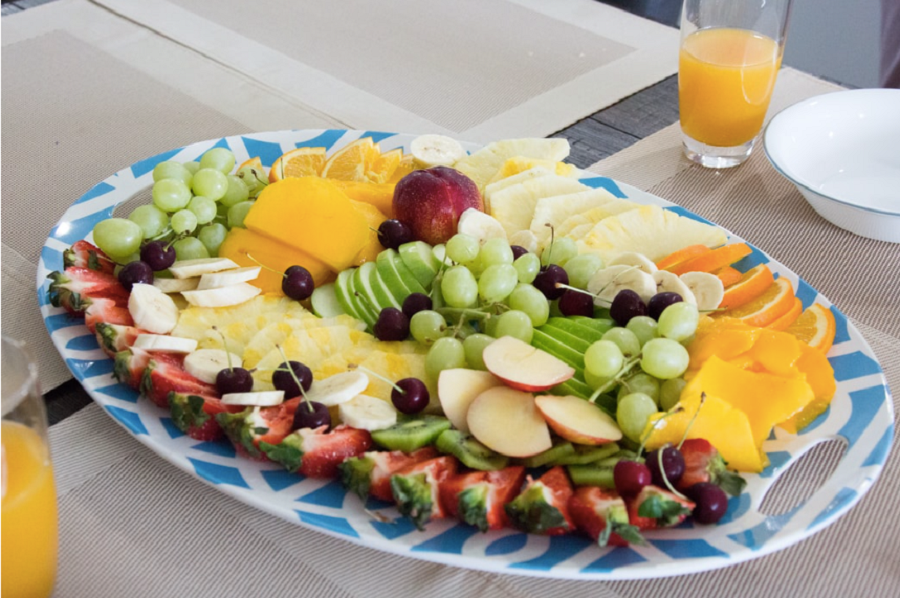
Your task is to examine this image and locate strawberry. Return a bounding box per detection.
[568,486,645,547]
[260,425,373,478]
[678,438,747,496]
[504,466,575,536]
[63,240,115,275]
[440,466,526,532]
[168,392,241,442]
[113,347,152,389]
[47,267,128,316]
[95,322,144,357]
[340,447,439,502]
[216,398,302,461]
[85,297,133,333]
[390,456,458,530]
[627,485,695,530]
[139,352,215,409]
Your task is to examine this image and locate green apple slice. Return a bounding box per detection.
[398,241,439,290]
[543,317,614,345]
[366,260,401,309]
[334,269,364,323]
[531,329,585,375]
[376,249,412,304]
[390,251,427,295]
[551,378,593,401]
[538,322,594,353]
[354,261,392,316]
[310,282,345,318]
[348,266,378,328]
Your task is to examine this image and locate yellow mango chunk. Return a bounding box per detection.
[488,156,576,183]
[644,393,763,473]
[745,329,803,376]
[330,179,396,217]
[349,200,388,266]
[688,318,762,371]
[245,177,368,271]
[779,343,837,433]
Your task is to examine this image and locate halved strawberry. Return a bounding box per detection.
[168,392,240,442]
[678,438,747,496]
[140,352,215,409]
[113,347,152,389]
[627,485,695,530]
[95,322,144,357]
[390,456,459,530]
[85,297,133,333]
[260,425,373,478]
[568,486,645,547]
[63,240,116,275]
[440,465,526,532]
[504,466,575,536]
[215,398,302,461]
[47,267,128,316]
[340,447,439,502]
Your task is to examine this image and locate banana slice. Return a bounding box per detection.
[181,282,261,308]
[305,371,370,407]
[128,283,180,334]
[587,265,657,304]
[169,258,239,279]
[184,348,243,384]
[153,277,200,294]
[132,334,198,353]
[457,208,507,245]
[680,271,725,311]
[608,252,658,275]
[653,270,697,305]
[221,391,285,407]
[338,394,398,431]
[410,134,466,168]
[509,230,539,253]
[197,267,261,290]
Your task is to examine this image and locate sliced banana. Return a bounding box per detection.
[128,283,180,334]
[653,270,697,305]
[587,265,657,304]
[169,257,239,279]
[305,371,370,407]
[409,134,466,168]
[680,271,725,311]
[221,391,285,407]
[184,348,243,384]
[509,229,539,253]
[608,251,658,275]
[153,277,200,294]
[457,208,507,245]
[133,334,198,353]
[338,394,398,431]
[181,282,261,308]
[197,267,261,290]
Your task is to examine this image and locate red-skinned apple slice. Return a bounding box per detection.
[437,368,503,433]
[466,386,552,458]
[482,336,575,392]
[533,394,623,445]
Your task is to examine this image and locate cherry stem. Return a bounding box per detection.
[656,445,688,500]
[275,344,313,412]
[555,282,598,298]
[587,356,642,403]
[677,392,706,449]
[348,363,403,394]
[636,406,684,460]
[211,326,233,372]
[243,251,286,278]
[544,223,556,264]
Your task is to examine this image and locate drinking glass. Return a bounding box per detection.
[678,0,794,168]
[2,336,58,598]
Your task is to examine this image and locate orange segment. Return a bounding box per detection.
[785,303,837,354]
[269,147,327,183]
[655,244,711,270]
[717,277,795,328]
[238,156,263,172]
[321,138,381,182]
[366,148,402,184]
[667,242,752,275]
[767,297,803,331]
[778,343,837,433]
[688,318,761,371]
[388,153,416,184]
[716,266,743,287]
[719,264,775,310]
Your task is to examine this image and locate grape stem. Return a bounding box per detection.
[348,363,404,394]
[275,344,314,412]
[587,356,642,403]
[435,307,490,321]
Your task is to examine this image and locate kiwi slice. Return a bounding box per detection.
[370,415,451,452]
[567,464,616,488]
[553,443,620,466]
[519,441,576,468]
[435,429,509,471]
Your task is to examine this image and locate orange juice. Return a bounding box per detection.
[2,421,58,598]
[679,28,782,147]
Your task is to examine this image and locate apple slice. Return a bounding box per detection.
[482,336,575,392]
[466,386,552,458]
[438,369,503,433]
[534,395,623,445]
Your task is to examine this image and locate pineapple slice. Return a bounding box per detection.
[580,205,728,262]
[453,138,571,191]
[490,175,589,238]
[242,315,366,368]
[355,350,436,411]
[529,189,639,250]
[557,202,643,241]
[483,166,552,214]
[487,156,577,184]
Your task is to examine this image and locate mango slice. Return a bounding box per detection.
[688,317,762,371]
[349,199,388,266]
[778,343,837,433]
[745,329,803,376]
[329,180,396,217]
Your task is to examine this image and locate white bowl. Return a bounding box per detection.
[763,88,900,243]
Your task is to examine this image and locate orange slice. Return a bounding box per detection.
[655,244,711,270]
[321,138,381,182]
[237,156,263,172]
[366,148,402,184]
[785,303,837,354]
[668,242,752,275]
[716,266,743,287]
[269,147,327,183]
[767,297,803,331]
[388,153,416,184]
[719,264,774,310]
[717,277,795,328]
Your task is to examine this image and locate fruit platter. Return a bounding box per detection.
[38,129,893,579]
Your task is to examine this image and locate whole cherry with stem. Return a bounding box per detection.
[350,364,429,415]
[244,252,314,301]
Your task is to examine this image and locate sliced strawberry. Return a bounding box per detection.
[95,322,144,358]
[139,352,215,409]
[168,392,240,442]
[504,466,575,536]
[85,297,133,333]
[440,465,526,532]
[340,447,439,502]
[47,267,128,316]
[63,240,116,275]
[260,424,374,478]
[627,485,695,530]
[113,347,152,390]
[568,486,645,547]
[215,398,302,461]
[678,438,747,496]
[390,456,459,530]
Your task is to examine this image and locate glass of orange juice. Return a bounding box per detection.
[679,0,793,168]
[2,336,58,598]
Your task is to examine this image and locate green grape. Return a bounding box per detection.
[192,168,229,201]
[540,237,578,267]
[441,265,478,308]
[513,252,541,283]
[616,392,659,442]
[563,254,603,289]
[227,201,255,229]
[128,204,168,239]
[219,175,250,208]
[508,283,549,327]
[601,327,641,358]
[584,340,624,378]
[627,316,659,347]
[659,378,687,411]
[640,338,690,380]
[617,372,661,404]
[199,147,236,174]
[657,302,700,342]
[479,237,513,267]
[446,234,480,264]
[584,369,612,390]
[152,178,192,212]
[187,196,217,225]
[92,218,143,258]
[171,209,198,234]
[152,161,192,186]
[172,236,209,261]
[410,310,445,344]
[236,166,268,197]
[478,264,518,303]
[484,314,499,337]
[425,337,466,380]
[463,334,494,370]
[494,310,533,343]
[548,299,564,318]
[198,223,228,256]
[182,161,200,175]
[217,202,230,218]
[109,251,141,267]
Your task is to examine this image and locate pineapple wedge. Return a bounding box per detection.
[483,166,552,214]
[557,202,643,240]
[490,175,589,238]
[453,138,571,191]
[242,316,366,368]
[529,189,639,250]
[488,156,577,184]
